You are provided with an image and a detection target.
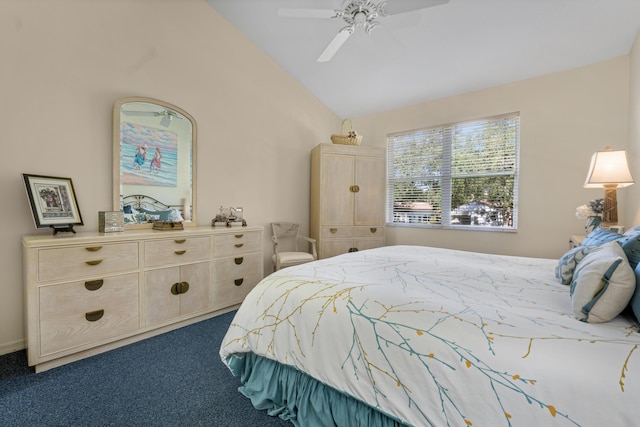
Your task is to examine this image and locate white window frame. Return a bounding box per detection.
[386,112,520,231]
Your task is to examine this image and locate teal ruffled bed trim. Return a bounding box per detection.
[226,352,407,427]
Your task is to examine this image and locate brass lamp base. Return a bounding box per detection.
[602,185,618,224]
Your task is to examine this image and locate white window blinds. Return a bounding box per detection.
[387,113,519,230]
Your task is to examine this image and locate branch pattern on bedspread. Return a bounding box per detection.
[221,246,640,427]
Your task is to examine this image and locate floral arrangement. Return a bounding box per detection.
[575,198,604,232]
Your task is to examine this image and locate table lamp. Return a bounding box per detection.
[584,147,634,224]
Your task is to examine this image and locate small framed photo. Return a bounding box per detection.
[23,174,83,230]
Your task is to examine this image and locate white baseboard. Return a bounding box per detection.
[0,339,25,356]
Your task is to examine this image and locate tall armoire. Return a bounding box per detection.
[310,143,386,259]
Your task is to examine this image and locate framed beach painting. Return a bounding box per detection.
[23,174,83,232]
[120,122,178,187]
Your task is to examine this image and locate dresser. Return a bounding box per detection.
[310,143,386,259]
[23,226,263,372]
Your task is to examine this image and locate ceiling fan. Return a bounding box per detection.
[122,109,182,127]
[277,0,449,62]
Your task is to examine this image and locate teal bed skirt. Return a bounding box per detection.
[226,352,407,427]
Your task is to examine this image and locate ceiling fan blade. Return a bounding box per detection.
[122,111,158,117]
[277,8,338,19]
[317,28,353,62]
[382,0,449,15]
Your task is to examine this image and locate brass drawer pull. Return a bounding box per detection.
[85,246,102,252]
[235,234,244,238]
[370,227,377,233]
[235,243,244,248]
[234,278,244,286]
[348,248,359,253]
[174,250,187,255]
[85,259,103,266]
[234,257,244,265]
[170,281,190,295]
[85,279,104,291]
[330,228,337,234]
[174,239,186,244]
[85,309,104,322]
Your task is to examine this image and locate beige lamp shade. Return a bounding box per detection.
[583,148,634,225]
[584,149,634,188]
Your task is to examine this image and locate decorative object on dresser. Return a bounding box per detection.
[23,174,83,235]
[212,206,247,227]
[23,226,263,373]
[152,220,184,231]
[310,143,385,259]
[98,211,124,233]
[271,222,317,271]
[583,147,634,225]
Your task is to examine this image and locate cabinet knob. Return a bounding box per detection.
[85,246,103,252]
[174,250,187,255]
[348,248,359,253]
[85,279,104,291]
[349,185,360,193]
[235,243,244,248]
[234,278,244,286]
[85,309,104,322]
[171,281,190,295]
[85,259,103,266]
[370,227,377,234]
[235,234,244,238]
[329,228,337,234]
[174,239,186,244]
[234,257,244,265]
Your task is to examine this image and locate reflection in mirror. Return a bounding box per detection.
[113,97,196,228]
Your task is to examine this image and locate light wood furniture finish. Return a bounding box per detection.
[311,143,386,259]
[23,226,263,372]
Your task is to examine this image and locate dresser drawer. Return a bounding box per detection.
[145,236,210,267]
[213,252,262,282]
[38,273,139,356]
[213,231,261,257]
[212,270,263,309]
[321,226,385,239]
[38,242,139,282]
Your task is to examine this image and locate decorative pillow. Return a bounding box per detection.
[616,232,640,270]
[629,262,640,324]
[555,246,596,285]
[624,225,640,236]
[570,241,636,323]
[581,227,623,247]
[142,209,183,222]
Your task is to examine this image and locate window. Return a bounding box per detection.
[386,113,519,230]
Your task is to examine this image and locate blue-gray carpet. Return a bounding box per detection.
[0,310,290,426]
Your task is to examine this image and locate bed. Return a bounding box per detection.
[220,243,640,426]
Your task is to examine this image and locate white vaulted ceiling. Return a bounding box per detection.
[206,0,640,118]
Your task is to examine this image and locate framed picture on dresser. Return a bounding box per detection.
[23,173,83,231]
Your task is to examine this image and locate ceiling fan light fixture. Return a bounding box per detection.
[277,0,450,62]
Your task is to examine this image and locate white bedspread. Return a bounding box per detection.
[220,245,640,426]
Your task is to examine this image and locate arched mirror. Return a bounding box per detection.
[113,97,196,228]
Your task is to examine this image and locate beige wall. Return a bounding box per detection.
[0,0,339,354]
[354,56,633,259]
[627,31,640,225]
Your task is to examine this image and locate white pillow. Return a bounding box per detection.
[570,241,636,323]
